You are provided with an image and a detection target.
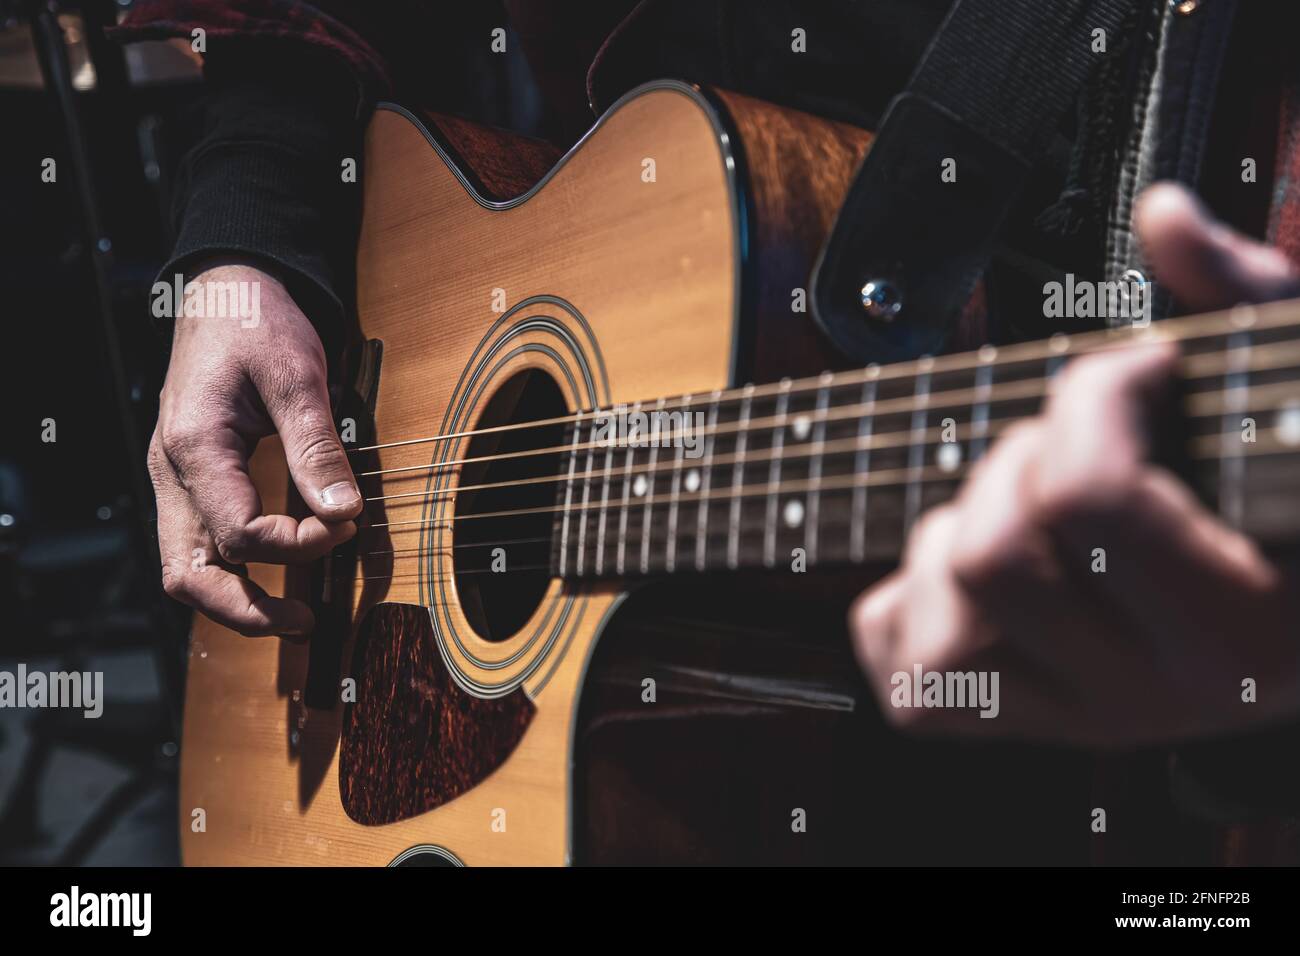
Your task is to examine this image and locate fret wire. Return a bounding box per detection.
[575,417,598,576]
[1220,331,1251,528]
[639,398,667,574]
[763,380,793,568]
[849,370,879,563]
[665,396,691,573]
[374,398,1300,528]
[488,421,1300,572]
[587,426,1289,561]
[360,425,1300,546]
[357,346,1300,485]
[360,376,1038,479]
[556,419,582,577]
[357,326,1300,573]
[971,349,994,459]
[695,392,722,572]
[904,362,933,535]
[615,400,641,576]
[370,413,1017,508]
[348,297,1300,458]
[611,496,894,556]
[367,377,1300,517]
[806,374,832,565]
[594,440,615,575]
[727,385,755,570]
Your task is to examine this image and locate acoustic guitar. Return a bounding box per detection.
[178,79,1298,866]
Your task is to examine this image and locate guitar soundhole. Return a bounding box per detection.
[453,369,567,641]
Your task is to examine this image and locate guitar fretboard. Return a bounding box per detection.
[549,302,1300,579]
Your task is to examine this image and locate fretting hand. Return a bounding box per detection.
[850,183,1300,748]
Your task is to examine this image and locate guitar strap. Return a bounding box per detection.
[811,0,1145,363]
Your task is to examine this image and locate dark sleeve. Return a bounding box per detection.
[158,44,365,359]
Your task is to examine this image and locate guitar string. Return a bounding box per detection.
[350,381,1300,528]
[344,298,1297,456]
[373,454,1287,577]
[356,564,554,583]
[358,388,1297,509]
[354,424,1299,538]
[356,536,550,558]
[352,352,1300,483]
[350,339,1278,473]
[357,446,1284,570]
[359,430,1284,563]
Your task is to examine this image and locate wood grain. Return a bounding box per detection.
[709,88,872,382]
[339,603,535,825]
[179,83,745,865]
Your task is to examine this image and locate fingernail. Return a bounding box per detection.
[321,482,360,507]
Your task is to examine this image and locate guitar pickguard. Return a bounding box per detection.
[339,603,535,825]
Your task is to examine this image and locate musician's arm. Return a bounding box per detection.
[108,1,403,351]
[111,18,379,632]
[153,46,362,361]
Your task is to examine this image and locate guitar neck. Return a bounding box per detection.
[552,299,1300,580]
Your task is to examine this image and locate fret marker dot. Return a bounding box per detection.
[632,475,648,497]
[1278,400,1300,446]
[937,442,963,473]
[791,415,812,441]
[782,499,805,528]
[684,469,701,493]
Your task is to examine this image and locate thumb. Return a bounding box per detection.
[1135,182,1300,311]
[256,363,363,523]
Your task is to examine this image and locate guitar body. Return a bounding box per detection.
[179,81,872,865]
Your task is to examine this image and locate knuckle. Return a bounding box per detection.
[146,435,171,482]
[850,593,889,647]
[262,351,325,408]
[160,564,192,603]
[960,419,1040,488]
[910,506,949,543]
[159,418,208,467]
[212,525,250,564]
[294,429,345,472]
[849,586,900,679]
[235,599,275,637]
[902,504,957,562]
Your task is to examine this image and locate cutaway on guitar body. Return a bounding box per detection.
[179,80,873,866]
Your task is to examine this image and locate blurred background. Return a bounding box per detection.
[0,0,198,866]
